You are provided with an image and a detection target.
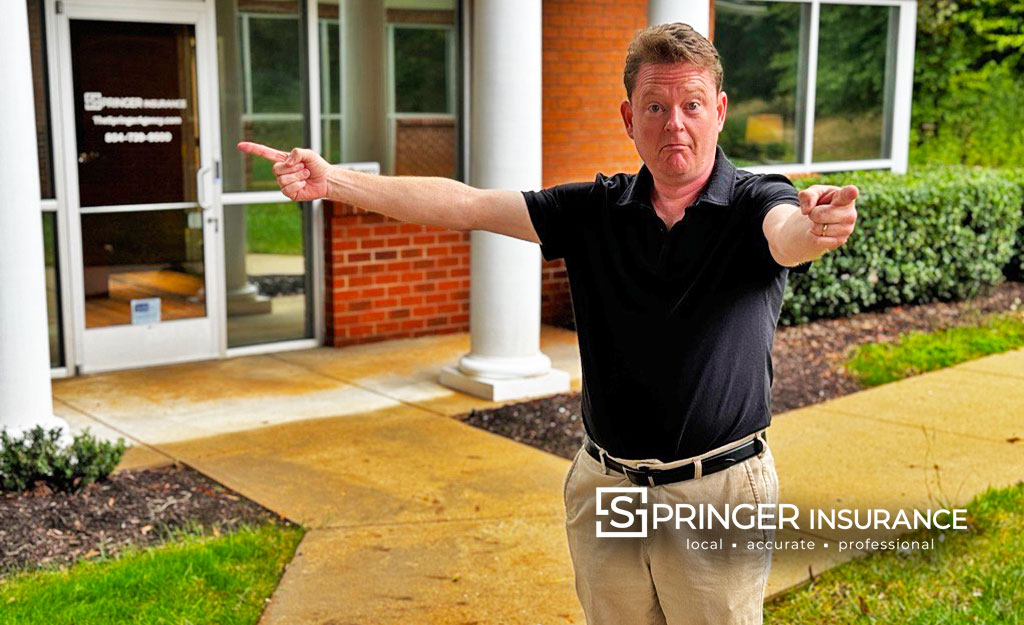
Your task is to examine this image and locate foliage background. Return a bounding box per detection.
[910,0,1024,167]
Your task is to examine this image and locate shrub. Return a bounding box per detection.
[0,426,127,492]
[779,166,1023,325]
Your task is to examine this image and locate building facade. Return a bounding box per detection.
[1,0,916,431]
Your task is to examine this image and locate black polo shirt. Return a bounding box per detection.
[522,146,811,462]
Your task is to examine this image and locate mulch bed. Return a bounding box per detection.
[0,464,286,579]
[456,281,1024,461]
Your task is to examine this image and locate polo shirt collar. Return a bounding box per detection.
[615,145,737,210]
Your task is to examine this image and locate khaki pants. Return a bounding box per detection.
[563,435,778,625]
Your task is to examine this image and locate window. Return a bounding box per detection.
[393,26,453,114]
[387,20,457,177]
[714,0,914,174]
[218,1,306,193]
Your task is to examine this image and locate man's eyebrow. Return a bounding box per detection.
[638,85,709,100]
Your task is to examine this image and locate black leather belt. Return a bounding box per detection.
[585,434,765,487]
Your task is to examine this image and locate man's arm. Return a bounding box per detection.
[762,185,859,267]
[236,142,540,244]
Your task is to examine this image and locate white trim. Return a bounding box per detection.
[801,1,819,164]
[393,112,457,120]
[743,0,910,5]
[742,159,893,175]
[461,0,470,183]
[222,190,291,205]
[889,1,916,174]
[307,0,325,346]
[44,0,76,373]
[242,112,303,122]
[242,14,253,116]
[386,23,395,174]
[226,337,320,358]
[49,366,72,379]
[79,201,198,214]
[53,1,223,373]
[41,199,59,211]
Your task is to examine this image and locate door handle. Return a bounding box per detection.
[196,165,213,211]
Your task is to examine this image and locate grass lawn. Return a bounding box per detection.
[245,202,304,256]
[845,310,1024,387]
[765,481,1024,623]
[0,523,304,625]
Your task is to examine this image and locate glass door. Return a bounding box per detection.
[56,3,223,373]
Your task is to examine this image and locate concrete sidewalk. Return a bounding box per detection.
[52,331,1024,624]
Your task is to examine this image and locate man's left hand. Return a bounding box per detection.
[798,185,859,250]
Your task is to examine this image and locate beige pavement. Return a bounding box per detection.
[52,333,1024,624]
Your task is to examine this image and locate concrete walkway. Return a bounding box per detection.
[52,330,1024,624]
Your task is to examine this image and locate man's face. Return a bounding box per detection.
[620,62,727,187]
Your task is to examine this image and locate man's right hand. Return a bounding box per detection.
[236,141,332,202]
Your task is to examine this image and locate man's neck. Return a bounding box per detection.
[649,160,715,218]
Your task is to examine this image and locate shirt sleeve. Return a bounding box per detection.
[750,174,811,275]
[521,180,596,262]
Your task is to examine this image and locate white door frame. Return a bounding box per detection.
[52,0,225,374]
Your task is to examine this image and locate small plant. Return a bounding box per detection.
[0,426,127,492]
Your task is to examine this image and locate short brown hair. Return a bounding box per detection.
[623,22,723,100]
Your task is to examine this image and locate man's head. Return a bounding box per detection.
[620,23,727,188]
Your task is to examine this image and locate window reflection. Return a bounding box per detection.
[813,4,893,162]
[42,212,64,367]
[81,209,206,329]
[28,0,55,199]
[218,0,305,193]
[225,203,311,348]
[715,0,802,167]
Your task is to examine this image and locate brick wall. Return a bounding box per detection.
[323,202,470,347]
[538,0,648,327]
[394,117,457,178]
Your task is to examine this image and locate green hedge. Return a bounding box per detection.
[779,167,1023,326]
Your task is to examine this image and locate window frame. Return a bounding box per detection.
[385,21,458,175]
[716,0,916,175]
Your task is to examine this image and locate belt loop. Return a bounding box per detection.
[756,430,767,457]
[599,449,609,476]
[693,458,702,480]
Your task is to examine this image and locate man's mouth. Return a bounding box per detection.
[662,144,689,151]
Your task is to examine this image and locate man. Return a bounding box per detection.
[239,22,857,625]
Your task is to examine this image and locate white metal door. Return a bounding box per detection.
[55,1,223,373]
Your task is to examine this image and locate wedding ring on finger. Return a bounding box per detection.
[821,223,829,237]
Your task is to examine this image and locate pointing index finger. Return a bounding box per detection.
[236,141,288,162]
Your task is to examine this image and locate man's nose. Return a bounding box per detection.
[664,106,687,133]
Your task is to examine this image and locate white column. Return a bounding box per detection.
[0,2,68,440]
[439,0,569,401]
[224,206,271,315]
[648,0,710,37]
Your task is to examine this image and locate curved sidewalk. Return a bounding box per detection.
[53,330,1024,624]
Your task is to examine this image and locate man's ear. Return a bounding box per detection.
[620,100,634,139]
[716,90,728,133]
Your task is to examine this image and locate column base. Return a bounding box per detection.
[0,414,72,449]
[227,282,272,316]
[439,365,570,402]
